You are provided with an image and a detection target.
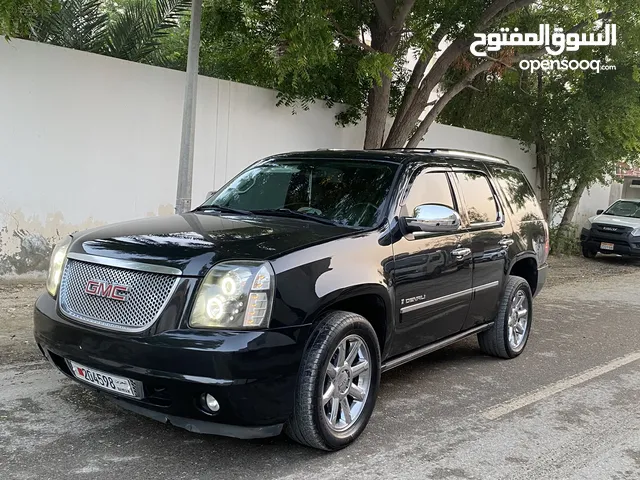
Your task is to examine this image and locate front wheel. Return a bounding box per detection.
[285,311,381,450]
[582,245,597,259]
[478,276,533,359]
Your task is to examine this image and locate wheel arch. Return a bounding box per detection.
[507,253,539,295]
[305,284,393,359]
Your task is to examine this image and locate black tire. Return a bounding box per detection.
[478,276,533,359]
[285,311,381,451]
[582,246,597,259]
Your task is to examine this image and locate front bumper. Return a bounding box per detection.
[34,293,310,438]
[580,228,640,256]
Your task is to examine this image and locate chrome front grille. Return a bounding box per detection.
[59,259,179,332]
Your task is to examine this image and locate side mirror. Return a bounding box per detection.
[596,209,604,215]
[402,204,461,234]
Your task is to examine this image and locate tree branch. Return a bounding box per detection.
[566,11,613,33]
[406,61,495,147]
[372,0,394,27]
[329,19,378,53]
[405,45,551,147]
[492,0,537,25]
[485,55,518,71]
[391,0,417,32]
[385,2,614,148]
[476,0,535,31]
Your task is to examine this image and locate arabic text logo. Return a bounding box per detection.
[471,24,617,57]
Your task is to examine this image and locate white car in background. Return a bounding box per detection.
[580,199,640,258]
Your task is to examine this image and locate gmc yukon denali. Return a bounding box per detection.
[34,149,549,450]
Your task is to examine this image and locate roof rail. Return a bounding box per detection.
[374,147,510,165]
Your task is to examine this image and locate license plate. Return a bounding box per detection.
[69,361,137,397]
[600,242,615,251]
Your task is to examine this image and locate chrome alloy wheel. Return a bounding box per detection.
[322,334,371,432]
[508,290,529,351]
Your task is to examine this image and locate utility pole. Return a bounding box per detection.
[175,0,203,214]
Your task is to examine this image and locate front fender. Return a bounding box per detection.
[269,230,395,336]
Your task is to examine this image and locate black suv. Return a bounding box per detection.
[34,149,549,450]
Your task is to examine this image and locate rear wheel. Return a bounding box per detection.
[285,311,381,450]
[478,276,533,359]
[582,245,597,258]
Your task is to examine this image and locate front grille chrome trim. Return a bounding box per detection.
[67,252,183,276]
[59,259,180,333]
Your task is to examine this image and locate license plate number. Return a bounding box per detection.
[600,242,614,251]
[69,361,136,397]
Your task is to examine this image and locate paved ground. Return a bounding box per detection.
[1,255,640,479]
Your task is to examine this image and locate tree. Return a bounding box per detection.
[2,0,190,63]
[0,0,50,38]
[440,6,640,226]
[184,0,539,148]
[186,0,638,149]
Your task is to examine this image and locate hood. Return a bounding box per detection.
[70,213,355,276]
[591,214,640,229]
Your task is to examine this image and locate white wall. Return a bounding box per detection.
[0,39,536,274]
[572,183,613,228]
[420,123,537,188]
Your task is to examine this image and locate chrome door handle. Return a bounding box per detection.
[498,238,514,248]
[451,247,471,259]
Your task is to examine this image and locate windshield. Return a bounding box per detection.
[200,159,398,228]
[603,200,640,218]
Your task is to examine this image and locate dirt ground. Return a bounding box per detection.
[0,281,44,365]
[1,253,638,366]
[545,253,640,287]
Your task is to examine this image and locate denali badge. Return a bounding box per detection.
[602,226,618,231]
[85,279,130,301]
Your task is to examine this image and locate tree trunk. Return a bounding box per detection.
[534,70,551,221]
[382,0,537,148]
[406,60,497,148]
[392,26,446,132]
[535,141,551,221]
[384,38,468,148]
[558,179,587,230]
[362,10,398,149]
[363,74,392,148]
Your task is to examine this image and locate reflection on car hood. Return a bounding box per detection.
[591,214,640,229]
[70,213,355,276]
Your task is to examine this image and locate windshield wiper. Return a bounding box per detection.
[252,208,342,226]
[192,205,252,216]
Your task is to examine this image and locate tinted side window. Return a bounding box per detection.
[491,167,543,222]
[455,172,500,224]
[402,171,455,215]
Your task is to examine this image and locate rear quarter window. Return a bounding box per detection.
[490,167,543,223]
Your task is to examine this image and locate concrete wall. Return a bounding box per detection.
[569,178,637,229]
[572,183,614,229]
[0,39,536,275]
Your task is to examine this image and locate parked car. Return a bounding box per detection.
[580,199,640,258]
[34,149,549,451]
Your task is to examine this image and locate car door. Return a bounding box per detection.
[451,167,514,330]
[389,166,473,357]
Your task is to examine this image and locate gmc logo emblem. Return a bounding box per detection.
[602,227,618,231]
[85,279,130,302]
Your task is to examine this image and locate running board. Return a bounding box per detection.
[381,323,493,373]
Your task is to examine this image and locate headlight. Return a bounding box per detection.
[583,219,593,230]
[631,227,640,236]
[189,261,275,329]
[46,236,71,297]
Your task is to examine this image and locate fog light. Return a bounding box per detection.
[202,393,220,412]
